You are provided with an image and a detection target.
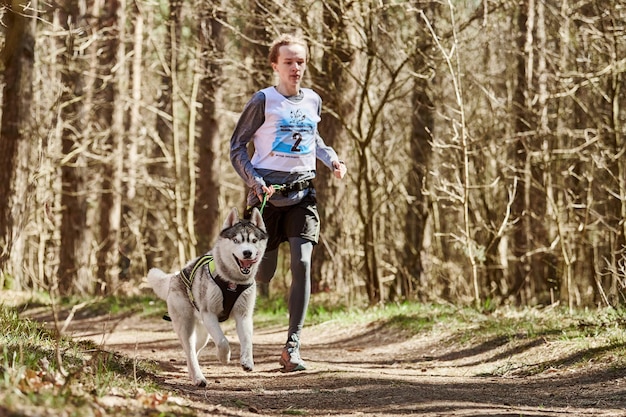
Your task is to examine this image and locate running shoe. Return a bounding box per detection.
[279,334,307,372]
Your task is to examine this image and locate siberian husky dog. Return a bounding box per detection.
[147,207,268,387]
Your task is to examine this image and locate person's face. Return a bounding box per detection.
[272,44,307,90]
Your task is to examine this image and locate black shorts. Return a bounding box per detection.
[248,194,320,251]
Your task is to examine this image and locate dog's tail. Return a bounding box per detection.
[147,268,171,300]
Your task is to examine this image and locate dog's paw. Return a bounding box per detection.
[216,339,231,364]
[240,352,254,371]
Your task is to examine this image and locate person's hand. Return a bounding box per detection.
[333,160,347,179]
[256,184,275,202]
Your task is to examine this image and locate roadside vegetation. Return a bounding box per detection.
[1,292,626,416]
[0,293,193,417]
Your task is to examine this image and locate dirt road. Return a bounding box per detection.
[28,307,626,417]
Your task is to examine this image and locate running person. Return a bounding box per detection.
[230,33,347,372]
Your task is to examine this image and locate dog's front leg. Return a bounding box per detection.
[202,313,231,365]
[170,311,208,387]
[186,324,209,387]
[235,313,254,371]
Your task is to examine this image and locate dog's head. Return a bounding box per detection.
[215,207,268,281]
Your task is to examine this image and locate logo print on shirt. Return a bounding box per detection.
[274,109,315,155]
[290,109,306,123]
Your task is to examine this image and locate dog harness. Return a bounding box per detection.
[180,253,253,322]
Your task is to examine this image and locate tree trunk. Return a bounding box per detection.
[95,0,124,294]
[607,10,626,302]
[0,0,35,288]
[242,0,273,92]
[399,8,435,301]
[124,0,143,278]
[58,1,90,295]
[402,75,433,301]
[309,1,357,295]
[146,1,180,270]
[510,0,532,303]
[194,1,224,252]
[168,0,189,266]
[358,147,381,304]
[240,0,273,297]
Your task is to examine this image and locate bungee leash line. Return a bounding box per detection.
[259,184,285,214]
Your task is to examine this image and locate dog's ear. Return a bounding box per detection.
[222,207,240,230]
[249,207,266,232]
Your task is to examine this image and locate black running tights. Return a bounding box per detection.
[257,237,312,345]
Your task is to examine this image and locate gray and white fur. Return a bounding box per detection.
[147,207,268,386]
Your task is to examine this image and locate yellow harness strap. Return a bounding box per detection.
[180,254,215,310]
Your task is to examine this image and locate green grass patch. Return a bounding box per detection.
[253,295,290,328]
[14,292,167,321]
[257,299,626,375]
[0,303,191,417]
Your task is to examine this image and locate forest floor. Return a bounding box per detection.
[24,301,626,417]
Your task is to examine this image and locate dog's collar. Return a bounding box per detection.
[211,273,253,292]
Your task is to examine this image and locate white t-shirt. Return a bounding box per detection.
[250,87,321,173]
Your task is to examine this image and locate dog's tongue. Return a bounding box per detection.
[239,259,255,269]
[235,255,257,275]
